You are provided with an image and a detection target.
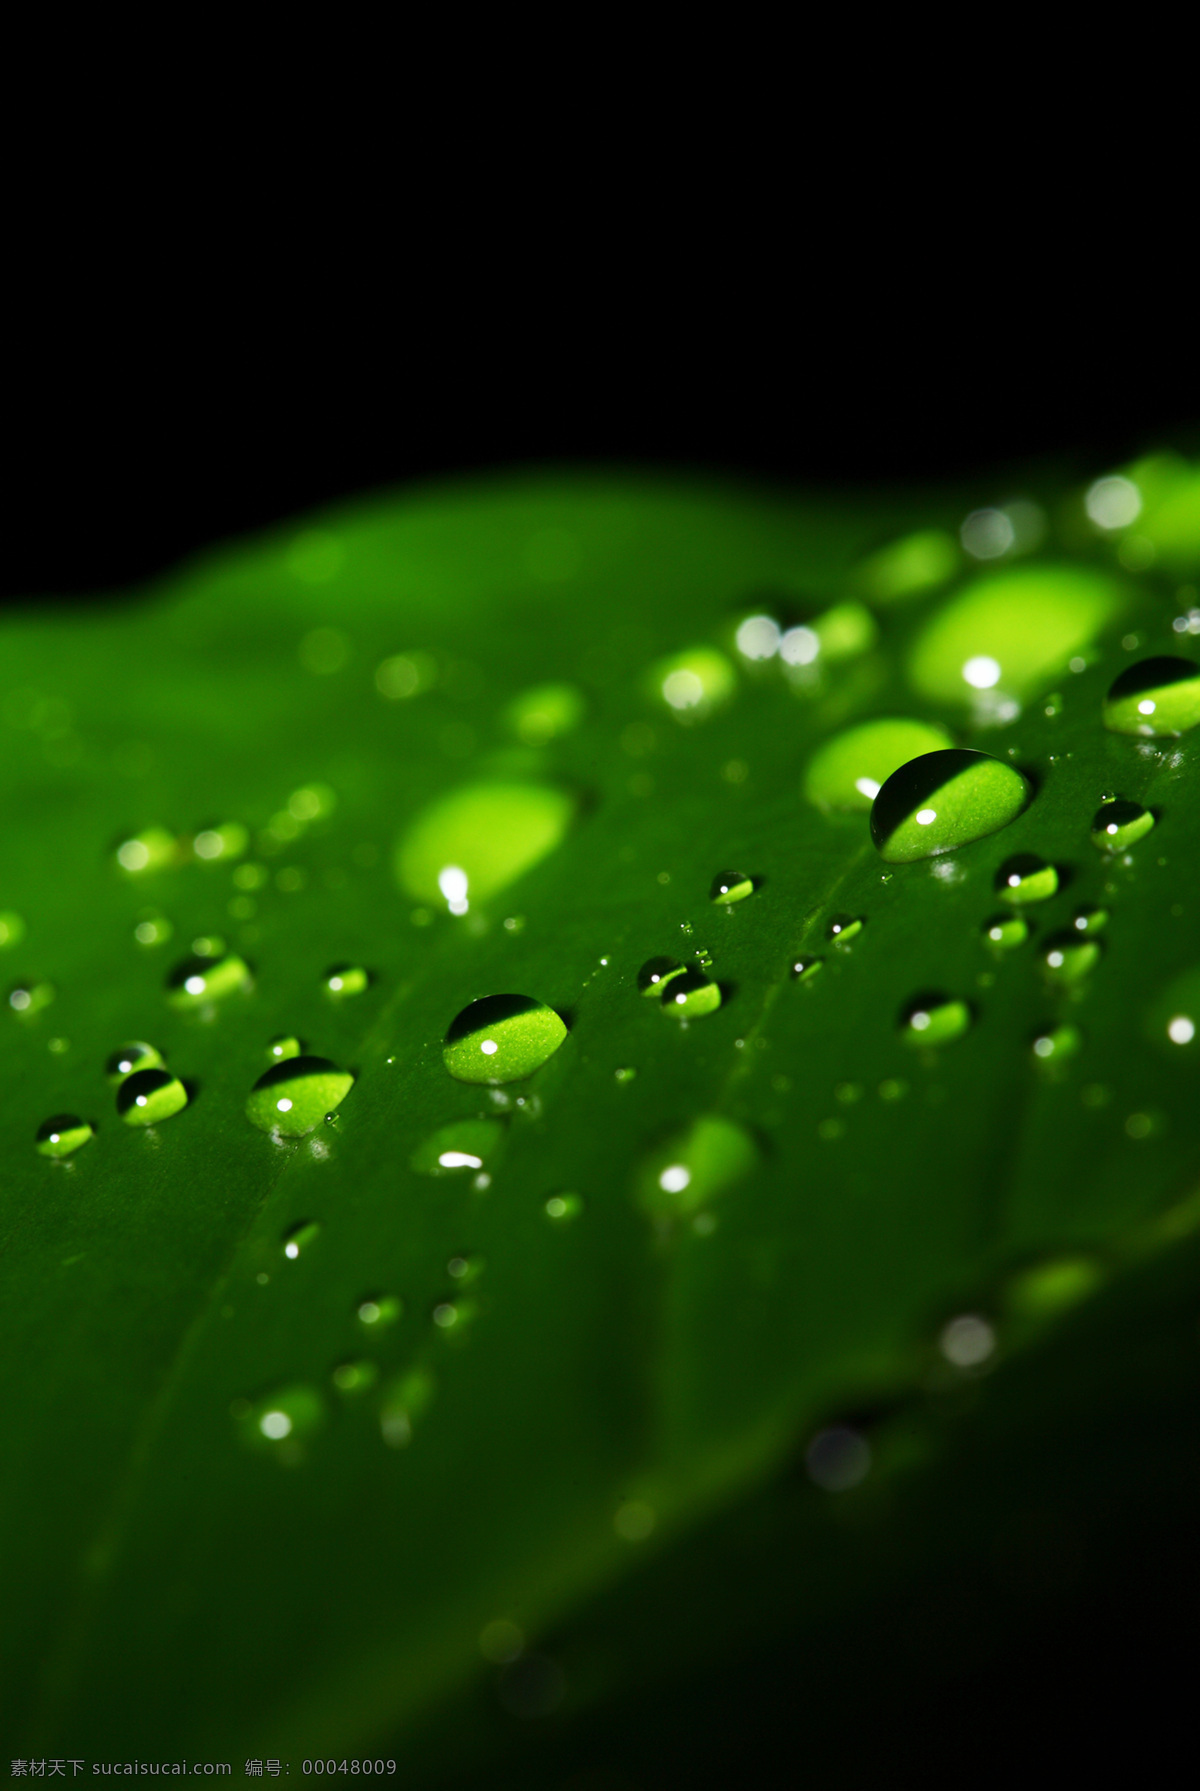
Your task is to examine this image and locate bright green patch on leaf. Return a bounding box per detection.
[396,782,575,907]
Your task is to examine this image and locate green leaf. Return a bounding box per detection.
[3,459,1198,1762]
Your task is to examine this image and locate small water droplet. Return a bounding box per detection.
[1005,1257,1104,1320]
[267,1034,302,1062]
[545,1192,583,1221]
[331,1359,379,1396]
[1043,692,1064,717]
[804,717,954,812]
[817,1117,845,1141]
[245,1057,354,1136]
[165,951,250,1009]
[834,1082,863,1104]
[281,1220,320,1260]
[443,994,567,1085]
[1072,905,1109,934]
[410,1118,505,1176]
[396,783,575,908]
[826,915,863,945]
[117,1068,189,1127]
[982,913,1029,951]
[805,1427,870,1491]
[638,957,685,998]
[1090,799,1155,853]
[649,646,737,718]
[35,1114,94,1159]
[710,869,754,905]
[0,911,26,949]
[235,1384,326,1456]
[899,995,971,1046]
[878,1078,909,1101]
[379,1365,435,1448]
[938,1314,996,1368]
[661,969,722,1019]
[1031,1023,1081,1061]
[790,956,824,983]
[323,963,369,998]
[504,682,585,745]
[638,1116,757,1221]
[1124,1111,1159,1140]
[1040,934,1101,985]
[114,826,176,874]
[357,1293,403,1329]
[8,979,55,1016]
[446,1251,484,1285]
[614,1066,637,1083]
[105,1040,166,1084]
[1103,656,1200,737]
[871,750,1029,863]
[996,855,1058,905]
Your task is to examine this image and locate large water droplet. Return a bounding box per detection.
[638,957,685,998]
[323,964,369,999]
[996,854,1058,905]
[637,1116,757,1220]
[105,1040,166,1084]
[1103,656,1200,737]
[870,749,1028,863]
[804,718,955,812]
[982,913,1029,951]
[117,1068,189,1126]
[36,1115,94,1159]
[907,565,1122,705]
[899,995,971,1046]
[245,1057,354,1136]
[443,994,567,1084]
[505,682,585,745]
[661,970,722,1019]
[710,869,754,905]
[410,1118,506,1175]
[1040,934,1101,985]
[1090,799,1155,853]
[234,1384,325,1453]
[166,951,250,1009]
[649,646,736,717]
[396,783,574,908]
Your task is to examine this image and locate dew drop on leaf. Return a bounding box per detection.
[826,915,863,945]
[545,1192,583,1221]
[165,951,250,1009]
[331,1359,379,1396]
[938,1314,996,1367]
[379,1367,435,1449]
[396,783,575,908]
[267,1035,302,1062]
[1090,800,1155,853]
[245,1056,355,1136]
[356,1294,403,1329]
[637,959,684,1001]
[649,646,736,718]
[235,1384,326,1454]
[899,995,971,1046]
[117,1068,189,1127]
[410,1118,506,1175]
[854,528,959,603]
[105,1040,166,1084]
[870,750,1029,864]
[442,994,567,1085]
[9,979,55,1016]
[504,682,585,745]
[804,718,954,812]
[1040,934,1101,985]
[982,913,1029,951]
[0,911,26,949]
[35,1114,94,1159]
[1102,656,1200,737]
[661,969,722,1019]
[709,869,754,905]
[995,855,1058,905]
[114,826,177,875]
[1031,1024,1081,1062]
[790,955,824,982]
[281,1220,320,1260]
[637,1115,758,1220]
[323,964,369,999]
[1071,905,1109,935]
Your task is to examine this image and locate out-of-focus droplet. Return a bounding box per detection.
[323,964,369,999]
[235,1384,326,1454]
[1072,905,1109,935]
[854,529,959,603]
[281,1220,320,1260]
[505,682,585,745]
[105,1041,166,1084]
[1040,935,1100,986]
[790,955,824,982]
[396,783,574,908]
[35,1115,94,1159]
[331,1359,379,1396]
[357,1294,403,1329]
[192,822,248,862]
[805,1427,871,1491]
[900,995,971,1046]
[0,912,26,949]
[938,1314,996,1367]
[982,913,1028,951]
[442,994,567,1084]
[1031,1023,1081,1061]
[871,750,1029,863]
[545,1192,583,1221]
[649,646,737,718]
[804,718,954,812]
[637,1115,757,1221]
[379,1366,436,1448]
[114,827,177,875]
[267,1034,302,1062]
[8,979,55,1016]
[1090,800,1155,853]
[375,651,437,700]
[410,1118,506,1176]
[826,915,863,945]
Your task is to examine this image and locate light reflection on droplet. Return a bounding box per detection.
[735,616,781,660]
[1167,1015,1195,1044]
[1085,474,1142,531]
[962,656,1002,690]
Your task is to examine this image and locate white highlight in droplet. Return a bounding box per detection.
[663,669,705,710]
[1138,699,1156,714]
[659,1165,691,1193]
[780,626,820,666]
[259,1410,292,1440]
[480,1039,499,1056]
[439,1151,483,1168]
[910,1011,931,1031]
[276,1097,293,1112]
[438,865,469,915]
[1167,1015,1195,1045]
[915,808,937,826]
[855,777,881,800]
[963,655,1002,689]
[735,615,781,660]
[185,975,205,995]
[1085,474,1142,531]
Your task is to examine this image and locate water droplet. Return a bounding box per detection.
[834,1082,863,1104]
[805,1427,871,1491]
[504,682,585,745]
[995,854,1058,905]
[1090,799,1155,853]
[379,1366,435,1448]
[117,1068,189,1127]
[871,750,1028,863]
[446,1252,484,1287]
[637,1116,757,1221]
[192,821,249,862]
[817,1117,845,1141]
[331,1359,379,1396]
[114,826,176,874]
[854,528,959,603]
[938,1314,996,1367]
[35,1114,94,1159]
[982,913,1029,951]
[233,862,269,891]
[245,1056,354,1136]
[105,1041,166,1084]
[133,911,173,948]
[235,1384,326,1454]
[396,783,574,908]
[649,646,736,717]
[1040,934,1100,985]
[279,1220,320,1262]
[267,1034,302,1062]
[638,957,685,999]
[323,963,369,999]
[1102,655,1200,737]
[899,995,971,1046]
[804,717,955,811]
[614,1065,637,1084]
[1031,1023,1081,1061]
[375,650,437,700]
[545,1192,583,1221]
[907,565,1122,705]
[826,915,863,945]
[165,951,250,1009]
[357,1293,403,1329]
[1125,1111,1159,1140]
[878,1078,908,1101]
[8,979,54,1016]
[443,994,567,1085]
[790,955,824,983]
[410,1118,505,1175]
[661,969,722,1019]
[1072,904,1109,934]
[0,911,26,949]
[710,869,754,905]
